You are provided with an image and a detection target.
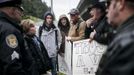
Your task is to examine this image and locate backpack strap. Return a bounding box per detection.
[55,30,60,72]
[39,26,43,39]
[55,30,59,50]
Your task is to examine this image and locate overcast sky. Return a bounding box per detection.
[42,0,80,20]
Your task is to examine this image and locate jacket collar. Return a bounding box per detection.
[42,22,56,31]
[116,14,134,34]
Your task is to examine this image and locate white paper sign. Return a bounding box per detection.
[64,40,72,75]
[72,39,107,75]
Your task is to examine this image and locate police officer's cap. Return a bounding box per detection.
[0,0,24,11]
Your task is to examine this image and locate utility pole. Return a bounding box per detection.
[51,0,53,13]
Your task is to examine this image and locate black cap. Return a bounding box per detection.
[0,0,23,11]
[88,2,105,12]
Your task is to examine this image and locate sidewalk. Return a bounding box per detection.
[42,71,66,75]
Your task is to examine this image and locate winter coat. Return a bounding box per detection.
[85,15,105,39]
[39,25,62,58]
[94,17,115,45]
[24,35,51,74]
[68,18,86,41]
[0,11,27,75]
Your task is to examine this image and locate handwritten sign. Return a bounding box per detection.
[72,39,107,75]
[64,39,107,75]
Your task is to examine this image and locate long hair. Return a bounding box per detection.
[58,17,70,34]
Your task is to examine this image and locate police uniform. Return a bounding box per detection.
[0,0,27,75]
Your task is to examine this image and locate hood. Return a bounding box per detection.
[43,11,54,21]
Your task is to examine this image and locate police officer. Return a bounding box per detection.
[0,0,27,75]
[96,0,134,75]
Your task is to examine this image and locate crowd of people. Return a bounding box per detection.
[0,0,134,75]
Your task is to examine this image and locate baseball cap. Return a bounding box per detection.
[68,8,79,15]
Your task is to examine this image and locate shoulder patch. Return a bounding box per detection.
[11,51,19,60]
[6,34,18,48]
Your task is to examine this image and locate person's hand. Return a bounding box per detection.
[89,38,93,43]
[66,36,72,41]
[89,30,96,43]
[90,30,96,39]
[86,18,95,27]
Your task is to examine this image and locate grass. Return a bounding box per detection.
[57,72,66,75]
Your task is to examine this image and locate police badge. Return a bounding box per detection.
[6,34,18,48]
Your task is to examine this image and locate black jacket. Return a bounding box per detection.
[24,35,51,74]
[85,15,105,39]
[94,17,115,45]
[0,12,27,75]
[96,15,134,75]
